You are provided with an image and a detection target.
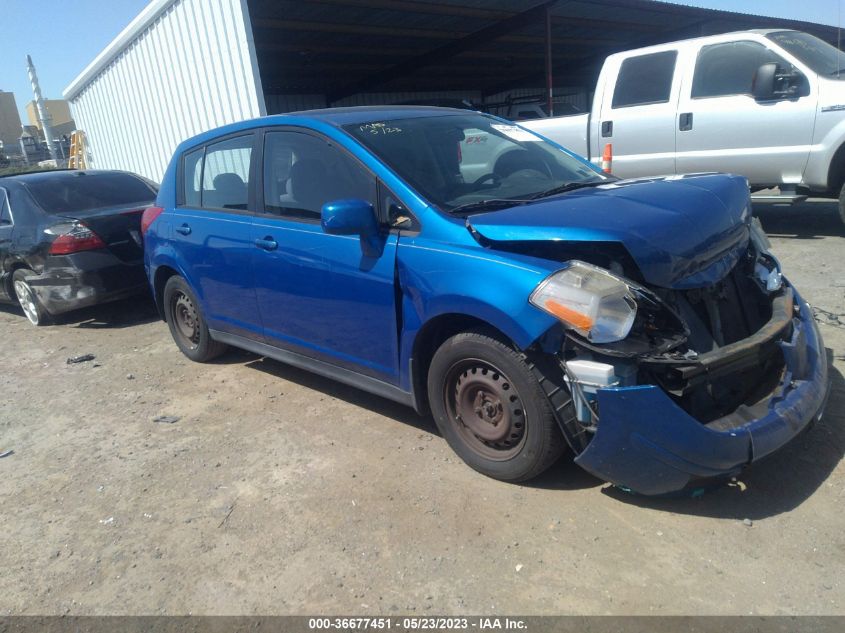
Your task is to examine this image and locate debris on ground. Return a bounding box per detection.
[743,518,754,527]
[153,415,180,424]
[66,354,96,364]
[0,449,13,458]
[126,373,135,380]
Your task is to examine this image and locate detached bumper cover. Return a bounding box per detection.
[28,253,147,315]
[574,290,829,496]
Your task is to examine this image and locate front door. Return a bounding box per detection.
[675,40,816,186]
[251,129,400,383]
[170,134,262,339]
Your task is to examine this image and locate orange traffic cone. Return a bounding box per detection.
[601,143,612,174]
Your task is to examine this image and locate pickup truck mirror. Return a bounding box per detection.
[752,62,807,101]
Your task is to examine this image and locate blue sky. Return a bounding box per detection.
[1,0,842,123]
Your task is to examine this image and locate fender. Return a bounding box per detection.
[395,235,561,393]
[804,115,845,191]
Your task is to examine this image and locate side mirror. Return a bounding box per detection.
[752,63,778,100]
[753,62,806,101]
[321,198,382,257]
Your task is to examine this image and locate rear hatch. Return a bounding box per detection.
[24,170,157,262]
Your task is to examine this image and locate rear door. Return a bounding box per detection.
[251,128,401,383]
[170,133,263,339]
[675,39,816,185]
[597,49,680,178]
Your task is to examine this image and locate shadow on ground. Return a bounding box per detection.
[754,199,844,239]
[233,344,843,511]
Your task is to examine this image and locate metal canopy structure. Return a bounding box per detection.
[248,0,841,108]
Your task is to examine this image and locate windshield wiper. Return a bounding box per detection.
[528,180,606,200]
[446,198,530,215]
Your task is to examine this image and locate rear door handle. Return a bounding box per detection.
[601,120,613,137]
[175,224,191,235]
[255,237,278,251]
[679,112,693,131]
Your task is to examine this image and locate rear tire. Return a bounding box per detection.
[838,183,845,225]
[163,275,227,362]
[427,330,565,482]
[12,269,49,326]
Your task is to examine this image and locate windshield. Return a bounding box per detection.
[767,31,845,78]
[343,113,608,212]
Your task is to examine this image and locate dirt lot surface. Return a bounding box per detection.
[1,201,843,616]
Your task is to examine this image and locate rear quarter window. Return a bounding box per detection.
[25,172,157,215]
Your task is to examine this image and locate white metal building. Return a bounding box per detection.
[63,0,840,182]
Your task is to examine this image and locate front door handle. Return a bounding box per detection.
[255,237,278,251]
[679,112,693,131]
[601,120,613,137]
[175,224,191,235]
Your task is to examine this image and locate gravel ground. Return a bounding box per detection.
[1,200,843,615]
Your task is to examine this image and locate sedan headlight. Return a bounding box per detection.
[530,261,637,343]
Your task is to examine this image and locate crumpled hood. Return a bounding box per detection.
[466,173,752,289]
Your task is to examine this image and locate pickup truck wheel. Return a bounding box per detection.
[12,269,49,326]
[428,330,565,482]
[163,276,227,362]
[839,183,845,225]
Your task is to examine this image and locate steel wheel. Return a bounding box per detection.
[14,278,41,326]
[443,358,527,461]
[170,290,200,349]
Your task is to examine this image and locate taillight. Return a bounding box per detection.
[48,222,106,255]
[141,206,164,236]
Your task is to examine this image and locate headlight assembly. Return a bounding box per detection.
[530,261,637,343]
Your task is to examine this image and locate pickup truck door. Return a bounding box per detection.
[597,49,680,178]
[675,40,816,186]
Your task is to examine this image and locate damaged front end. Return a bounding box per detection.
[493,226,827,495]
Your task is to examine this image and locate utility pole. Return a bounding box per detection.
[26,54,58,162]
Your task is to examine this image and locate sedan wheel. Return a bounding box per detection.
[12,269,48,326]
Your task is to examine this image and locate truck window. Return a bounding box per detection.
[611,51,677,108]
[692,41,783,98]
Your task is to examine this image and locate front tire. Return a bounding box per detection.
[427,330,565,482]
[12,269,49,326]
[163,275,227,362]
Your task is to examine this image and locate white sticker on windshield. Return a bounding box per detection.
[491,124,542,142]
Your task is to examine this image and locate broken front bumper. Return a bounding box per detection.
[573,286,829,496]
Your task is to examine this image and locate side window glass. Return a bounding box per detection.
[0,189,12,226]
[379,184,417,230]
[263,131,376,221]
[612,51,677,108]
[182,148,203,207]
[692,41,783,99]
[201,135,253,210]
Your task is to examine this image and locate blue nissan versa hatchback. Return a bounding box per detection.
[143,107,829,495]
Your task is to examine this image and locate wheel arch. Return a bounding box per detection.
[827,141,845,197]
[152,264,181,320]
[409,311,537,414]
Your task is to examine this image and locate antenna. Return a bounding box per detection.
[25,55,58,162]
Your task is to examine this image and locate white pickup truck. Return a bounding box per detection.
[523,29,845,222]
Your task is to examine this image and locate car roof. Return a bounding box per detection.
[175,105,484,155]
[279,105,474,125]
